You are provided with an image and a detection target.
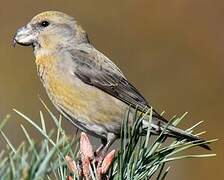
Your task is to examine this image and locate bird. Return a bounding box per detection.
[13,11,210,156]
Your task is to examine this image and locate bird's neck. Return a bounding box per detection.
[34,49,60,85]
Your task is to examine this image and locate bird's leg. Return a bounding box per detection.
[101,134,116,156]
[95,138,107,157]
[95,133,116,166]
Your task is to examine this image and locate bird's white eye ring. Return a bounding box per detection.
[40,21,49,27]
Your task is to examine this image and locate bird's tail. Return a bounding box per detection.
[143,117,211,150]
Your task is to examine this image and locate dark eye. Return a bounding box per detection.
[40,21,49,27]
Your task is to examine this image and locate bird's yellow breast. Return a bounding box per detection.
[35,54,128,125]
[36,54,88,114]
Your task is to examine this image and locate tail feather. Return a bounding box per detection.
[143,118,211,150]
[166,125,211,150]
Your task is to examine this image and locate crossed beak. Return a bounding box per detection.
[13,24,37,47]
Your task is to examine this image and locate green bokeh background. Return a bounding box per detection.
[0,0,223,179]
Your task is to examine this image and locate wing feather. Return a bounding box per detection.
[71,49,149,110]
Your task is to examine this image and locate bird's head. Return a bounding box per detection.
[13,11,89,52]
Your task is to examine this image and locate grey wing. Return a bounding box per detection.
[70,49,149,110]
[71,48,169,123]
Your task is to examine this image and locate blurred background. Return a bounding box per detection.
[0,0,223,179]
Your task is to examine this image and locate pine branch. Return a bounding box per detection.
[0,105,216,179]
